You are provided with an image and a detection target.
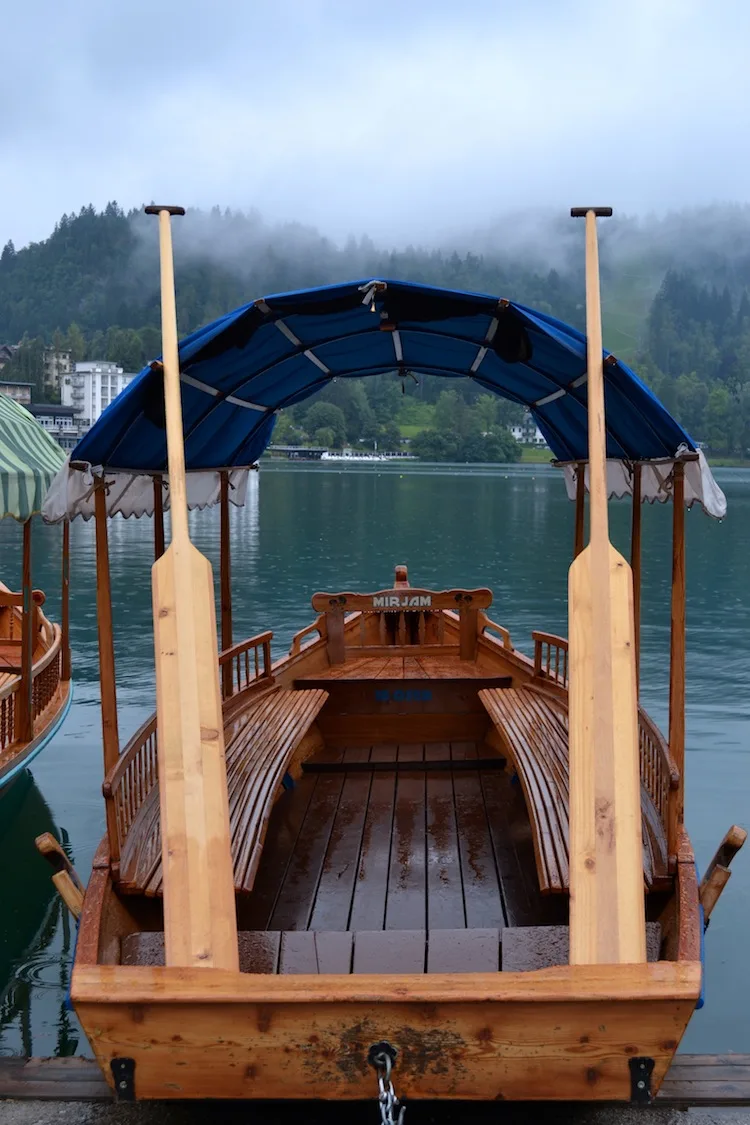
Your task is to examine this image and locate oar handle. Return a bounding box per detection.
[145,205,186,217]
[571,206,612,546]
[146,206,189,545]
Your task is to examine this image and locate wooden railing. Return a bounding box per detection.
[639,706,680,842]
[290,616,327,656]
[0,690,15,753]
[533,631,569,686]
[219,631,273,700]
[530,629,679,846]
[104,630,275,865]
[102,714,158,866]
[479,612,513,650]
[0,622,64,753]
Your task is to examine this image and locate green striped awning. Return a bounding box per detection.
[0,395,66,521]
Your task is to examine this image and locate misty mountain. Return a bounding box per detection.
[3,202,750,458]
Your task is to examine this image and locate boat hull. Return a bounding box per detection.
[73,960,699,1101]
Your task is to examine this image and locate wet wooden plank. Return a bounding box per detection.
[398,742,424,761]
[452,740,479,759]
[308,771,372,931]
[303,758,506,774]
[315,930,354,973]
[242,773,318,929]
[279,930,318,973]
[353,929,426,973]
[427,928,500,973]
[0,1057,111,1100]
[385,772,426,930]
[480,768,547,929]
[453,770,507,929]
[348,769,396,930]
[426,771,466,928]
[268,774,345,931]
[657,1055,750,1105]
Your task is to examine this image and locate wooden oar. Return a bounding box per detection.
[145,205,239,971]
[568,207,646,965]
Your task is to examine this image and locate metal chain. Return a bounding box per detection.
[371,1047,405,1125]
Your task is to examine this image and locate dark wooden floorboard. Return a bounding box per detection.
[240,772,318,930]
[454,770,507,929]
[385,772,427,930]
[249,741,550,938]
[480,768,550,930]
[348,772,396,930]
[308,771,371,931]
[426,771,466,929]
[268,773,344,931]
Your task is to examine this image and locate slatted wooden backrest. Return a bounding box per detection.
[310,587,493,664]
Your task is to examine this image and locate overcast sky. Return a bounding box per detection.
[2,0,749,250]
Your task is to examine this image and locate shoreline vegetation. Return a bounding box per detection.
[3,204,750,462]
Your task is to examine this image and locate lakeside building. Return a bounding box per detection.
[510,412,548,447]
[0,380,33,405]
[27,403,85,451]
[62,361,137,430]
[43,348,73,396]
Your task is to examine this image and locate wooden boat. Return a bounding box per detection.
[0,395,72,789]
[40,210,744,1104]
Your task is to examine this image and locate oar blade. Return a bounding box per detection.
[152,539,239,970]
[568,540,646,965]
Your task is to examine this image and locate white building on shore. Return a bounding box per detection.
[62,361,137,429]
[510,412,548,447]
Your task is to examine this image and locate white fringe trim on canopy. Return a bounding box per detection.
[559,448,726,519]
[41,457,253,523]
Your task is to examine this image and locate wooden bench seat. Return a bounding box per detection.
[118,687,328,896]
[121,928,502,974]
[478,687,668,895]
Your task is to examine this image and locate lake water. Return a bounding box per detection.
[1,461,748,1058]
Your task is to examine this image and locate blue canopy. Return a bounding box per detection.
[71,278,697,471]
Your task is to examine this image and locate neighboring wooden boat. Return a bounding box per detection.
[0,396,72,789]
[39,215,745,1104]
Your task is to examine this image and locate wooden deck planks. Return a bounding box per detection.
[268,773,345,931]
[426,770,466,929]
[385,771,427,930]
[250,741,513,937]
[453,769,507,929]
[308,769,372,931]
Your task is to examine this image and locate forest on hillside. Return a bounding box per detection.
[3,202,750,458]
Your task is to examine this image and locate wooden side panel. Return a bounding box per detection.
[73,967,698,1101]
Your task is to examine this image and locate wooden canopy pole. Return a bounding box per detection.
[61,521,71,682]
[568,207,646,966]
[16,519,34,743]
[220,471,233,698]
[146,205,238,971]
[153,476,165,561]
[94,483,120,778]
[668,461,686,855]
[574,462,586,558]
[631,463,642,691]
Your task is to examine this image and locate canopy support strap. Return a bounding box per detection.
[668,461,686,856]
[220,471,233,698]
[574,462,585,558]
[631,463,642,692]
[153,477,165,561]
[61,521,71,683]
[94,481,121,869]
